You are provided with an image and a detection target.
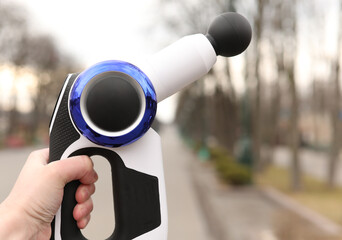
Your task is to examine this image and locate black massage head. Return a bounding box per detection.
[206,12,252,57]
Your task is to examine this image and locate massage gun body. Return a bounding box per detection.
[49,34,216,240]
[49,73,167,240]
[48,12,251,240]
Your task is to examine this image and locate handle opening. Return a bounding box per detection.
[81,155,115,239]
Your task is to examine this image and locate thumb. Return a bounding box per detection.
[47,155,98,187]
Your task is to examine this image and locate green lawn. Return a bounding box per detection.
[256,165,342,225]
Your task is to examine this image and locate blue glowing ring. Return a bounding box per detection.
[69,60,157,147]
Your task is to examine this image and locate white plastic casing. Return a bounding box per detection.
[136,34,217,102]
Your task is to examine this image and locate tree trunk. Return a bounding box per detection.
[327,1,342,188]
[328,62,341,188]
[252,0,265,173]
[6,70,19,137]
[288,66,301,191]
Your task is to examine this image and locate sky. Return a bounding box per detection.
[9,0,178,123]
[12,0,164,65]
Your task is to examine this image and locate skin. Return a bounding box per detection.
[0,149,98,240]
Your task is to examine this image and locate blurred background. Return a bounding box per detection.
[1,0,342,239]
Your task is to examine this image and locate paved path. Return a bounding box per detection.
[0,146,36,202]
[192,164,278,240]
[161,126,212,240]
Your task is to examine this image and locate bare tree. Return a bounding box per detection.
[0,3,30,136]
[24,35,59,141]
[281,0,301,191]
[0,2,79,143]
[327,0,342,188]
[0,2,28,63]
[251,0,266,172]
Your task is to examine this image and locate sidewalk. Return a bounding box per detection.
[161,125,212,240]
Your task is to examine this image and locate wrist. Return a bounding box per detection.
[0,200,36,239]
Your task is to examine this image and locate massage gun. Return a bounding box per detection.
[48,12,252,240]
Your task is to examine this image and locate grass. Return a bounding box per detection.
[256,165,342,225]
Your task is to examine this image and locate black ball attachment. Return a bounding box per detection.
[206,12,252,57]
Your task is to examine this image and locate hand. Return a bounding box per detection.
[0,149,98,240]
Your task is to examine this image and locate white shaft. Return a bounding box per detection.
[138,34,217,102]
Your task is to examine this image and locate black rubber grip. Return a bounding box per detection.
[49,73,80,240]
[62,148,161,240]
[49,73,80,162]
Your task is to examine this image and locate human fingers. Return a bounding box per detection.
[73,198,93,222]
[26,148,49,166]
[77,214,91,229]
[75,183,96,203]
[47,155,98,187]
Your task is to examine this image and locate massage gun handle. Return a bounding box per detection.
[49,147,164,240]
